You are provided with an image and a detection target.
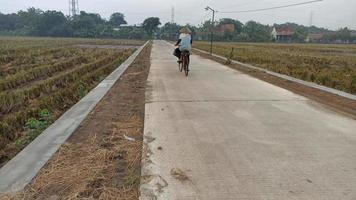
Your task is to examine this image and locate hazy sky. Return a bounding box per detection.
[1,0,355,30]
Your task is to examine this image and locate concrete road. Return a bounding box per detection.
[140,41,356,200]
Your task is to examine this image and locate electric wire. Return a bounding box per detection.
[219,0,323,13]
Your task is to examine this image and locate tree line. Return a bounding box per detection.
[0,8,160,39]
[1,8,355,43]
[160,20,356,43]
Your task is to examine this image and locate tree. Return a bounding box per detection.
[0,13,21,31]
[337,27,351,42]
[197,20,214,41]
[240,21,271,42]
[142,17,161,37]
[34,11,68,36]
[292,27,308,43]
[1,7,355,44]
[160,22,181,40]
[17,8,43,34]
[109,12,127,27]
[71,11,106,37]
[320,28,353,43]
[17,7,43,27]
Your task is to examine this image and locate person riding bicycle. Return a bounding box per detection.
[174,27,192,63]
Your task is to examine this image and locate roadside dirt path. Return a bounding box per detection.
[2,44,151,200]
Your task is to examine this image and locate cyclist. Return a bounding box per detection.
[174,27,193,63]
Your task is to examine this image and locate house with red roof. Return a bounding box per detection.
[306,33,324,43]
[218,24,235,35]
[271,27,294,42]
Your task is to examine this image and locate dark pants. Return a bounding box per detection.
[174,48,181,59]
[174,48,190,60]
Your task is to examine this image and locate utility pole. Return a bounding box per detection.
[205,6,216,54]
[69,0,79,17]
[306,11,314,43]
[171,6,175,24]
[309,11,314,27]
[170,6,176,40]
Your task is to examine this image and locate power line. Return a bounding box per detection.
[223,0,267,10]
[191,12,211,25]
[219,0,323,14]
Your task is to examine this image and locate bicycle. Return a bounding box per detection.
[178,51,190,76]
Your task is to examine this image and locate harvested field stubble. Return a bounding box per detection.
[1,42,151,200]
[0,37,144,167]
[194,42,356,94]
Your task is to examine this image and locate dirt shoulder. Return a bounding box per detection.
[2,43,151,200]
[194,50,356,119]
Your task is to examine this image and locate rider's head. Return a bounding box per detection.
[180,27,192,35]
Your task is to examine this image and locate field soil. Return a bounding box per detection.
[2,43,151,200]
[194,49,356,118]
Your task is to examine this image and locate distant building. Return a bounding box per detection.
[351,31,356,37]
[271,27,294,42]
[306,33,324,43]
[218,24,235,35]
[113,24,142,31]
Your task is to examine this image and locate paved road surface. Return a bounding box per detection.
[140,40,356,200]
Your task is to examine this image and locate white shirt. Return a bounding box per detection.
[179,33,192,52]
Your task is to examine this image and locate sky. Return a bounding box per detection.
[1,0,355,30]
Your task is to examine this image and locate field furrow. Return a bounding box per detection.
[0,53,131,146]
[0,49,112,91]
[0,37,143,165]
[0,48,85,77]
[0,50,132,116]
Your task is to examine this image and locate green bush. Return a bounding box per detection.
[15,109,52,148]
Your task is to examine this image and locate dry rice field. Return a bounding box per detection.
[0,37,144,166]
